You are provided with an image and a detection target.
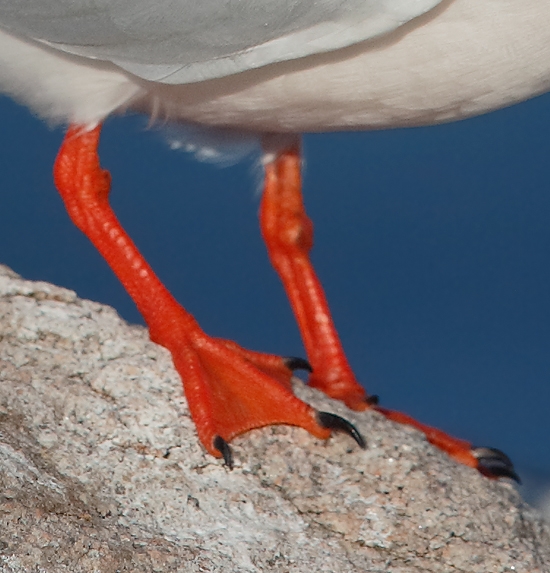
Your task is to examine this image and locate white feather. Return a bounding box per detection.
[0,31,140,125]
[163,123,260,166]
[0,0,547,137]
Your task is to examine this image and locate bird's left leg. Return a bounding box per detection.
[259,139,519,482]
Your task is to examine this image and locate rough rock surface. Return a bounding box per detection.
[0,264,548,572]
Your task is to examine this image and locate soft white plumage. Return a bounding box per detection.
[0,0,548,133]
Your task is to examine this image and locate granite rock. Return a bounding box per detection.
[0,264,548,572]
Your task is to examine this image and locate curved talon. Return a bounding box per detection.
[283,356,313,373]
[213,435,234,470]
[472,446,520,483]
[317,411,366,449]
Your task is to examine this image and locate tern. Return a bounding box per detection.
[0,0,546,479]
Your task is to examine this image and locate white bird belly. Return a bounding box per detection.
[144,0,550,131]
[0,0,549,132]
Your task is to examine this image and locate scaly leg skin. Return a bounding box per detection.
[53,125,365,468]
[259,142,519,483]
[260,143,372,411]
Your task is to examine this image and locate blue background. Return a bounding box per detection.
[1,92,549,497]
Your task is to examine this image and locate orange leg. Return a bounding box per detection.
[53,125,365,466]
[260,144,371,411]
[259,143,519,482]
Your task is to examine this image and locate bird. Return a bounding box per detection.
[0,0,546,478]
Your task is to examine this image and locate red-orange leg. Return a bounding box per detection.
[53,125,368,464]
[260,144,369,410]
[259,144,519,482]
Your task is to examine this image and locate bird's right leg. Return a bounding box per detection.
[52,124,365,466]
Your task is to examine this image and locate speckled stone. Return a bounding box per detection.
[0,264,548,572]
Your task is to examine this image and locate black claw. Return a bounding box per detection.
[317,411,366,449]
[366,394,380,406]
[472,446,521,483]
[283,356,313,373]
[213,435,234,470]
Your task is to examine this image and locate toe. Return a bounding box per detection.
[472,446,520,483]
[213,435,234,470]
[317,411,366,449]
[283,356,313,373]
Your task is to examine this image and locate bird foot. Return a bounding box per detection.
[167,326,366,463]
